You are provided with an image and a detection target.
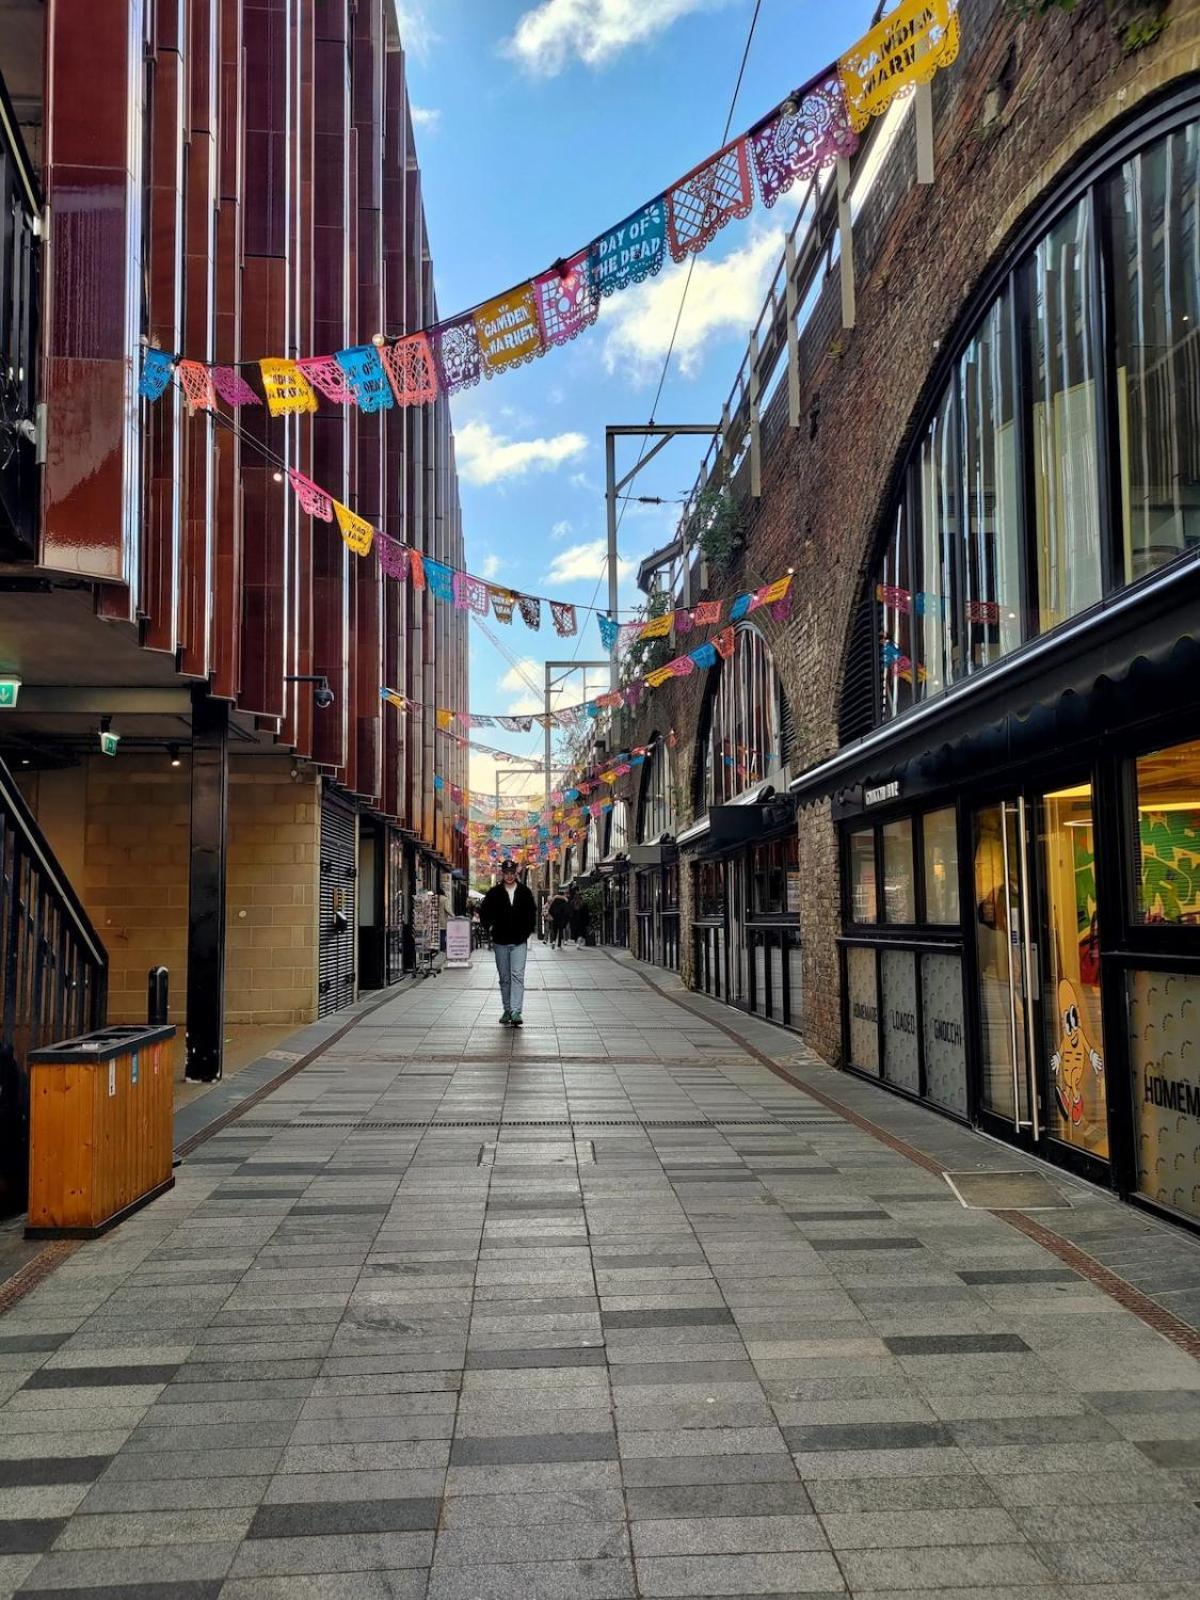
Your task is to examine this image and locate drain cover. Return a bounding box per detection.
[944,1170,1071,1211]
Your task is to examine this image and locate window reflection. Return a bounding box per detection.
[702,626,790,808]
[916,388,960,693]
[1133,737,1200,925]
[923,808,960,924]
[882,818,915,923]
[849,829,877,924]
[1025,199,1103,631]
[1107,125,1200,582]
[961,292,1023,667]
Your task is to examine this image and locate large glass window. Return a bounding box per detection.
[639,743,674,841]
[751,835,799,916]
[923,807,960,925]
[849,829,877,924]
[608,800,629,855]
[863,112,1200,727]
[1107,123,1200,583]
[961,290,1024,667]
[1024,198,1103,633]
[702,626,791,808]
[882,818,915,923]
[1133,737,1200,925]
[915,388,961,694]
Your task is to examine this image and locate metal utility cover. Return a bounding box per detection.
[944,1169,1072,1211]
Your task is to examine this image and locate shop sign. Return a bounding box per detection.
[445,916,473,968]
[1129,969,1200,1222]
[921,951,967,1116]
[846,946,880,1075]
[0,677,20,708]
[882,949,920,1093]
[786,871,802,915]
[865,780,900,806]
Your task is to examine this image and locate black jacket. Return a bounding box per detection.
[480,881,538,945]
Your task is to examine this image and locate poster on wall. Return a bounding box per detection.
[445,917,473,969]
[1128,968,1200,1224]
[786,871,803,915]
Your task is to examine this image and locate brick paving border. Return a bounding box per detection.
[617,953,1200,1367]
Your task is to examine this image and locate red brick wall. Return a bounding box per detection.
[618,0,1200,1059]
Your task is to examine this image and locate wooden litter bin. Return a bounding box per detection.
[26,1024,176,1238]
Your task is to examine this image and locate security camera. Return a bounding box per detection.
[314,682,334,709]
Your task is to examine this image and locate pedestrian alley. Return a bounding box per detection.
[1,946,1199,1599]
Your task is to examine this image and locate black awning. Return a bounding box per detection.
[628,839,678,868]
[689,795,795,858]
[791,563,1200,811]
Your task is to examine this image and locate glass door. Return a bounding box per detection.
[972,783,1109,1163]
[973,800,1037,1134]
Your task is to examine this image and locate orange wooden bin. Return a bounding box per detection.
[26,1025,177,1238]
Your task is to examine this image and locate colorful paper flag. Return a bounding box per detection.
[551,601,577,637]
[641,613,673,639]
[139,349,175,400]
[598,614,620,651]
[713,626,736,659]
[424,560,455,604]
[534,249,600,347]
[517,595,541,631]
[691,599,723,626]
[289,469,335,522]
[296,354,357,405]
[381,333,439,406]
[259,358,318,416]
[176,360,217,414]
[432,315,483,395]
[666,138,753,262]
[336,344,395,412]
[453,572,489,614]
[376,534,410,580]
[838,0,960,134]
[750,73,858,208]
[333,500,375,556]
[590,199,667,298]
[690,642,718,670]
[729,593,753,622]
[475,283,544,377]
[210,365,261,407]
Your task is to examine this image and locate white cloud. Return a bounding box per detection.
[409,105,441,131]
[504,0,733,75]
[479,554,502,579]
[601,227,784,382]
[546,538,635,585]
[455,420,587,487]
[396,3,438,60]
[499,661,543,696]
[551,519,573,539]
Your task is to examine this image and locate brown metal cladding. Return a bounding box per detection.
[36,0,465,852]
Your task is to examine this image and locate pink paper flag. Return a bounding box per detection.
[288,469,334,522]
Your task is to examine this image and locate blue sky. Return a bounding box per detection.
[397,0,855,801]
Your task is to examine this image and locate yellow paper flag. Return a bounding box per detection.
[837,0,960,134]
[436,708,455,731]
[641,613,673,639]
[644,667,674,689]
[758,575,793,606]
[474,282,543,378]
[258,358,318,417]
[334,500,375,557]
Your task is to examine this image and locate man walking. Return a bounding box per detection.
[479,860,538,1027]
[548,890,570,949]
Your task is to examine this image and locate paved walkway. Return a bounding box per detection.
[1,945,1199,1599]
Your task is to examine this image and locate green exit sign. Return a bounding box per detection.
[0,679,20,709]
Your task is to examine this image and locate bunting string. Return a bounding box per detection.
[136,0,960,408]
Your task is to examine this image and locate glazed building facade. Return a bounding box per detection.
[0,0,466,1076]
[600,0,1200,1230]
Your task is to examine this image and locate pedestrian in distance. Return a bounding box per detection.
[479,860,538,1027]
[568,889,590,950]
[548,890,570,949]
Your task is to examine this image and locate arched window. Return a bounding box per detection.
[700,624,791,810]
[638,741,675,841]
[844,104,1200,736]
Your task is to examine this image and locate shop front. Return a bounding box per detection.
[793,92,1200,1227]
[630,840,679,971]
[685,797,803,1029]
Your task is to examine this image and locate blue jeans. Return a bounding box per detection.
[494,942,528,1016]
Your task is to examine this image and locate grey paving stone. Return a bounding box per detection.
[425,1557,635,1599]
[634,1551,844,1595]
[50,1508,255,1549]
[782,1422,952,1452]
[249,1499,438,1539]
[630,1514,829,1556]
[12,1584,223,1600]
[434,1521,628,1563]
[837,1544,1054,1589]
[229,1531,434,1578]
[219,1575,427,1600]
[449,1432,615,1465]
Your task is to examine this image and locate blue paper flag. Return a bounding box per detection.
[424,559,455,604]
[690,642,718,670]
[598,614,620,651]
[139,349,174,400]
[433,774,445,791]
[729,593,753,622]
[590,199,667,298]
[336,344,395,413]
[585,702,602,719]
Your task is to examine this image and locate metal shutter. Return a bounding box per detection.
[318,790,357,1018]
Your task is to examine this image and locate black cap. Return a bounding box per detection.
[500,859,517,872]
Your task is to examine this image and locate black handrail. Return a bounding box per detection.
[0,758,107,1208]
